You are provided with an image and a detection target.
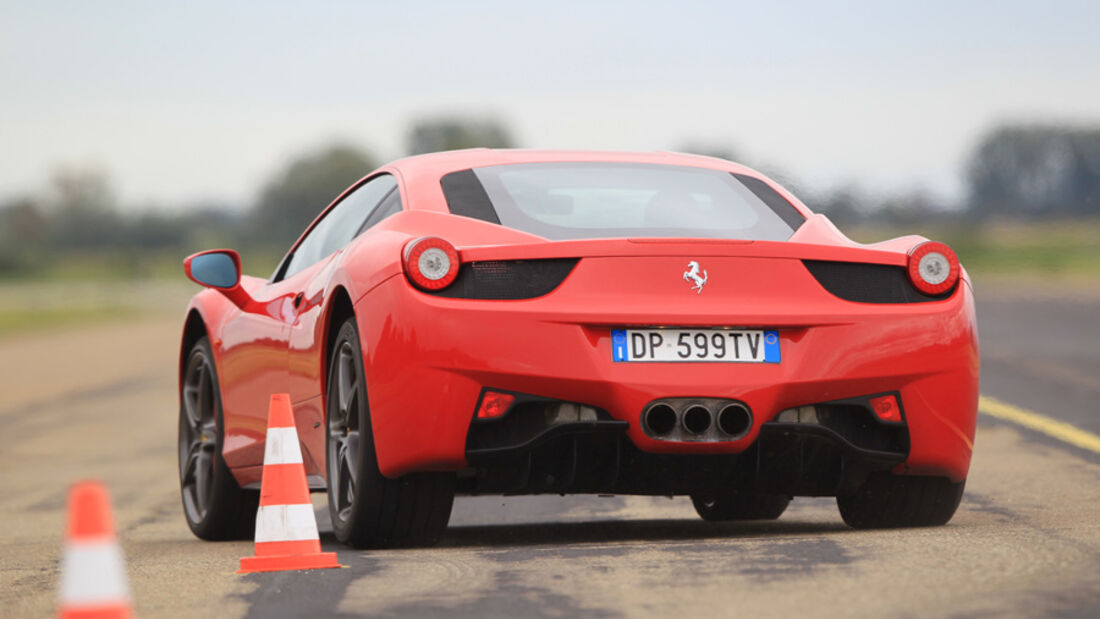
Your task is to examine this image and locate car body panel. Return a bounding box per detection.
[179,149,979,491]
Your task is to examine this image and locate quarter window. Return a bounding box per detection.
[279,174,398,279]
[358,186,403,234]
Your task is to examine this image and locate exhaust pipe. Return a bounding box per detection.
[681,405,712,435]
[717,402,752,437]
[644,403,677,436]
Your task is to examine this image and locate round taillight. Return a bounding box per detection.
[402,237,459,291]
[907,241,959,295]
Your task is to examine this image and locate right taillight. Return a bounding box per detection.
[402,237,460,291]
[907,241,959,295]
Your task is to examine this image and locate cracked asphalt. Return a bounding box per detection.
[1,285,1098,618]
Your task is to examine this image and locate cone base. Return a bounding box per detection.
[237,551,341,574]
[60,603,132,619]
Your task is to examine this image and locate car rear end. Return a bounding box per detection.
[357,155,978,516]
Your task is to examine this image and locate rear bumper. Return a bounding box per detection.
[357,272,978,483]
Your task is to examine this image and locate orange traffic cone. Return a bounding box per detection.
[58,480,133,619]
[238,393,341,573]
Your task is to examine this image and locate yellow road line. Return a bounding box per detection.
[979,395,1100,454]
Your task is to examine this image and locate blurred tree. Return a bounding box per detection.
[0,197,48,244]
[251,144,377,247]
[47,167,121,249]
[407,117,514,155]
[0,197,48,273]
[875,188,942,226]
[966,125,1100,218]
[177,202,248,250]
[124,210,189,250]
[812,184,867,228]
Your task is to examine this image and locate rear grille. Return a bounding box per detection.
[812,403,909,454]
[431,258,579,300]
[803,260,952,303]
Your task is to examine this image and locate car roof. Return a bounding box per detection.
[383,148,761,178]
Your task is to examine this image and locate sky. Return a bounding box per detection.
[2,1,1098,210]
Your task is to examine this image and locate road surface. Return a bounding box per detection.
[1,285,1098,617]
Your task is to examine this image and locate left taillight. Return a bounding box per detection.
[402,237,460,291]
[907,241,960,296]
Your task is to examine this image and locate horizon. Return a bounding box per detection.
[2,1,1098,210]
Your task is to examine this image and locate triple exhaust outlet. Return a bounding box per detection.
[642,398,753,442]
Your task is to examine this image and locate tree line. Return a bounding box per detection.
[0,119,1097,277]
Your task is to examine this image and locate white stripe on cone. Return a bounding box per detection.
[262,427,304,465]
[254,504,321,543]
[59,539,131,606]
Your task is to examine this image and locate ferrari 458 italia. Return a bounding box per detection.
[178,149,978,547]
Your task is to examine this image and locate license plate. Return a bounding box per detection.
[611,328,780,363]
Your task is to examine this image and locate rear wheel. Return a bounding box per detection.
[178,336,259,540]
[326,317,456,548]
[836,472,965,528]
[691,490,791,521]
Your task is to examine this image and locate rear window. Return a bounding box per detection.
[440,162,803,241]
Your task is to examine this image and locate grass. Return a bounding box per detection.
[0,246,283,337]
[0,280,195,338]
[0,305,140,337]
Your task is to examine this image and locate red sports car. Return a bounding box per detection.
[178,149,978,547]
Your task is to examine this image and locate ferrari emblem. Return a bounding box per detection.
[683,261,708,293]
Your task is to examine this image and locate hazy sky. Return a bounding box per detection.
[2,1,1098,209]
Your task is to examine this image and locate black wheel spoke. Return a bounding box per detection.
[338,347,356,415]
[196,363,211,423]
[338,455,354,522]
[194,449,213,512]
[332,438,347,505]
[182,440,202,483]
[344,431,359,485]
[182,367,203,427]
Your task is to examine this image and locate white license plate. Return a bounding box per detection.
[611,329,780,363]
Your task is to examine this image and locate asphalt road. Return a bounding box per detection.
[1,286,1098,618]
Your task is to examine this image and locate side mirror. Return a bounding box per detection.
[184,250,241,289]
[184,249,257,311]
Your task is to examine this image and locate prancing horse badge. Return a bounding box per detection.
[683,261,708,293]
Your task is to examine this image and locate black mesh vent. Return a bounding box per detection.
[432,258,579,299]
[803,260,952,303]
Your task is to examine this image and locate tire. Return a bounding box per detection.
[326,317,456,548]
[178,336,259,540]
[691,490,791,521]
[836,472,965,529]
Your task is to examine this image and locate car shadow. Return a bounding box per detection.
[434,518,852,549]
